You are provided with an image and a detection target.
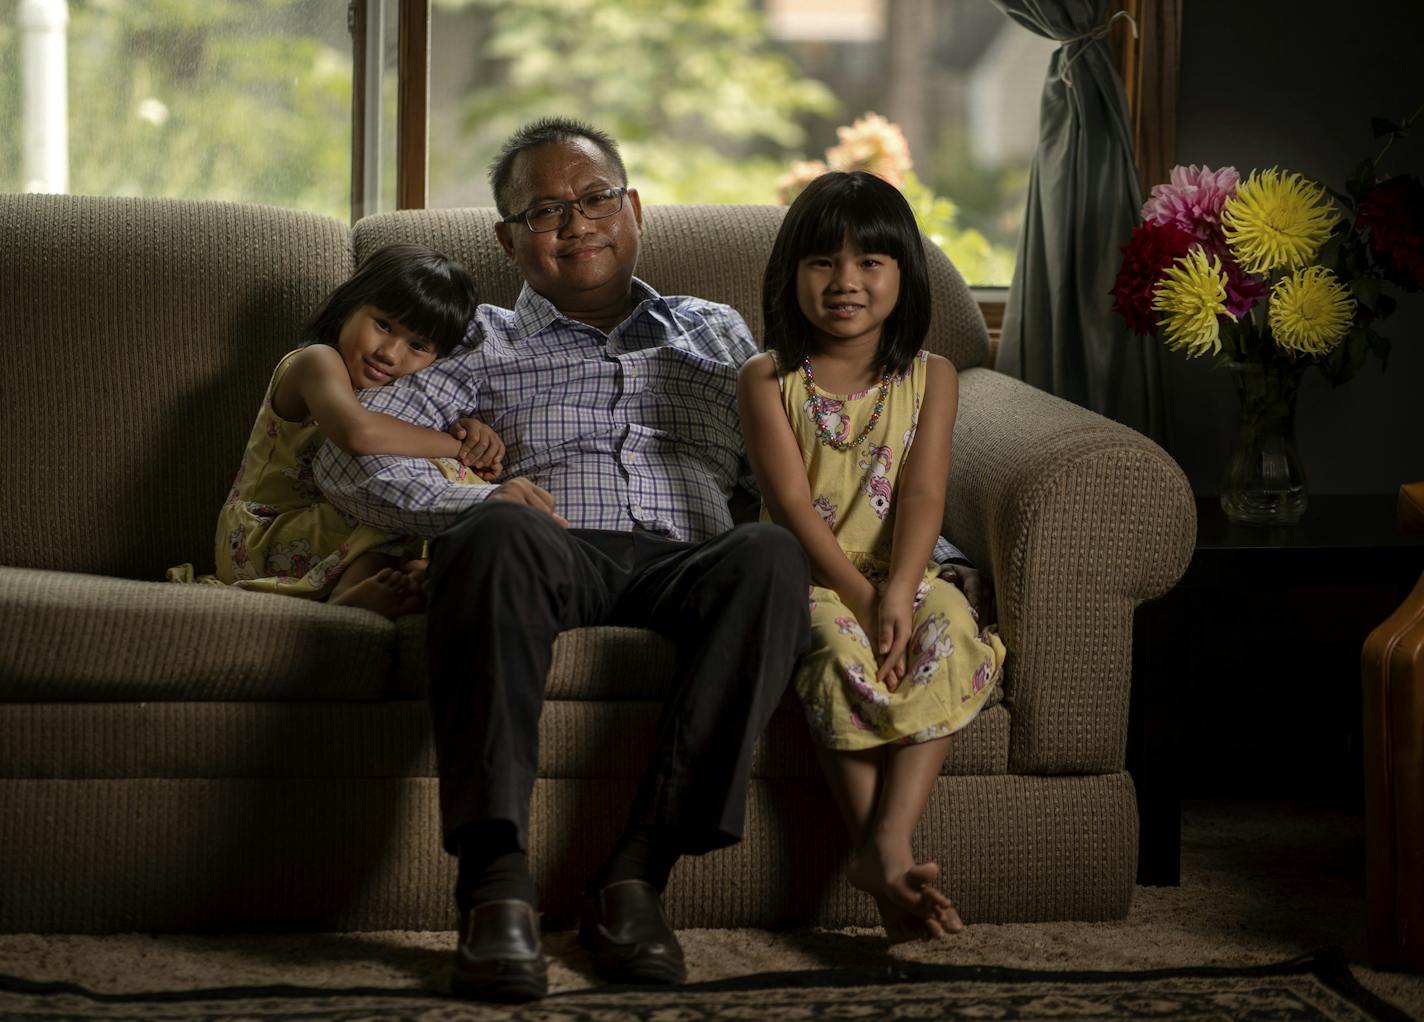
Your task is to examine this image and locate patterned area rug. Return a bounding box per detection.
[0,948,1408,1021]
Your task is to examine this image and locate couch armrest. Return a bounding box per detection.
[947,368,1196,774]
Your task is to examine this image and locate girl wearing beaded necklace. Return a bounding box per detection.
[738,171,1005,944]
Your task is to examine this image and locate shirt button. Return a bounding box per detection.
[626,452,638,463]
[630,503,644,516]
[628,367,639,379]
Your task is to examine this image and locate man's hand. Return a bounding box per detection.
[941,563,995,626]
[450,417,506,480]
[489,477,568,527]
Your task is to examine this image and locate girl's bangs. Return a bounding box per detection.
[796,186,906,261]
[373,286,468,352]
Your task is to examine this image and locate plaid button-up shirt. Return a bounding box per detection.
[312,278,757,542]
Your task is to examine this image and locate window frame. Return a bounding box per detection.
[1110,0,1183,198]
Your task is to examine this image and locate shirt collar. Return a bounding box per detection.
[512,277,671,341]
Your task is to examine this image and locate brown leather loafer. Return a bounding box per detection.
[451,899,548,1002]
[578,879,687,985]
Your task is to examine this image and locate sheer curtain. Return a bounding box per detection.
[990,0,1164,442]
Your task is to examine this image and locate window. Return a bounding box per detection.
[3,0,1177,294]
[423,0,1055,287]
[2,0,353,220]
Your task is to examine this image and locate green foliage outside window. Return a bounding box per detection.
[0,0,351,219]
[0,0,1021,283]
[440,0,1019,284]
[437,0,837,206]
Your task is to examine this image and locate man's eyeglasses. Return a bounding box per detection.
[502,187,629,234]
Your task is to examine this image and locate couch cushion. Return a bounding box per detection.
[2,566,1007,770]
[0,701,1009,780]
[0,567,394,701]
[0,194,354,580]
[392,615,1001,712]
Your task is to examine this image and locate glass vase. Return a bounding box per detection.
[1219,361,1308,526]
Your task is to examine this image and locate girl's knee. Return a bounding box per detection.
[807,618,875,668]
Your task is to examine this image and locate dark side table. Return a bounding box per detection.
[1129,493,1424,886]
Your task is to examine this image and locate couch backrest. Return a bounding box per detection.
[352,204,991,369]
[0,194,353,579]
[0,196,988,580]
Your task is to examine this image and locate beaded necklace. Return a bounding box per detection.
[801,357,889,451]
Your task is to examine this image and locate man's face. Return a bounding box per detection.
[494,139,643,316]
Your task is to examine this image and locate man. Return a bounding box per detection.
[313,118,811,1003]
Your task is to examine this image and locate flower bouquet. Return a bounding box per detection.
[1111,108,1422,524]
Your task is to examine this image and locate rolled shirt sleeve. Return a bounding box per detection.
[312,353,494,539]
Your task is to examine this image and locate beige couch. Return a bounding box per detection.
[0,193,1195,933]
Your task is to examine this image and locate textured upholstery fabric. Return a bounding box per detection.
[0,774,1133,932]
[0,567,394,701]
[948,368,1196,773]
[0,196,1194,934]
[0,701,1009,781]
[0,194,353,580]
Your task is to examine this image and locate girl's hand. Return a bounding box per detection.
[875,585,914,690]
[842,582,895,685]
[449,418,505,480]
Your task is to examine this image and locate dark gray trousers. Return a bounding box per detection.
[425,500,811,858]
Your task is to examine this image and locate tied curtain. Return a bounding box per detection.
[990,0,1164,443]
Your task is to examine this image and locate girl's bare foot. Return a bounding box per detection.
[402,559,430,598]
[329,566,425,619]
[848,841,964,942]
[874,895,928,943]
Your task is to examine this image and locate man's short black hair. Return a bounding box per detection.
[488,117,628,218]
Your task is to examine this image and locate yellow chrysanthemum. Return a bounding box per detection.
[1268,266,1355,355]
[1151,248,1230,357]
[1221,168,1337,274]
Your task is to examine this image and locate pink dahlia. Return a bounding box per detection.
[1358,174,1424,291]
[1111,220,1197,334]
[1142,165,1240,244]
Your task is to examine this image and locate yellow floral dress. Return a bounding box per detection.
[767,350,1006,750]
[168,348,467,599]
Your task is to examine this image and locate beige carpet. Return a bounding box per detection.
[1,799,1419,1018]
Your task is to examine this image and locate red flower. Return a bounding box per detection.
[1358,174,1424,292]
[1206,240,1268,318]
[1111,221,1197,334]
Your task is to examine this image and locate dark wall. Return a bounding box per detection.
[1166,0,1424,494]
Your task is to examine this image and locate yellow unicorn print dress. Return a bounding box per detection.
[767,349,1006,750]
[168,349,470,599]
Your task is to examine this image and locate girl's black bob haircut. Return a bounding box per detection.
[762,170,931,378]
[304,243,479,357]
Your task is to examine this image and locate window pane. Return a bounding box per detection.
[1,0,353,220]
[426,0,1052,287]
